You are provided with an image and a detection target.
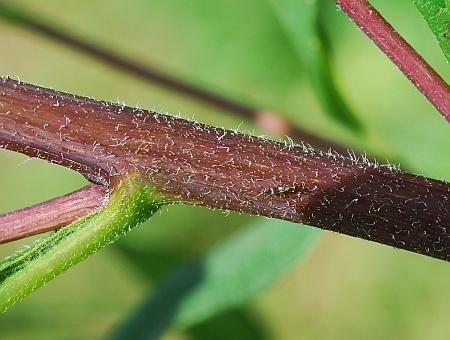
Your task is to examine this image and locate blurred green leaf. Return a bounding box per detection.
[111,219,320,339]
[0,2,27,23]
[115,205,253,281]
[0,177,165,313]
[413,0,450,62]
[267,0,365,133]
[187,308,269,340]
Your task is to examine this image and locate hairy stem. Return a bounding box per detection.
[336,0,450,120]
[0,78,449,261]
[0,184,108,244]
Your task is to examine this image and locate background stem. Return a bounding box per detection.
[0,184,108,244]
[336,0,450,121]
[0,2,350,153]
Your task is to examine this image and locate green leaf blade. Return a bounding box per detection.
[413,0,450,62]
[268,0,365,133]
[111,219,320,339]
[177,221,319,327]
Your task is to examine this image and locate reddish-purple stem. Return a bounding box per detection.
[336,0,450,121]
[0,78,449,261]
[0,184,108,244]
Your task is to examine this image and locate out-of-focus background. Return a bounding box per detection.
[0,0,449,339]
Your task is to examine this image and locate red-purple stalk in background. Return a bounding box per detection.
[336,0,450,121]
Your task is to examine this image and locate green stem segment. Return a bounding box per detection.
[0,176,167,313]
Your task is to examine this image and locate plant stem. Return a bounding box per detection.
[336,0,450,121]
[0,2,349,154]
[0,176,164,313]
[0,184,107,244]
[1,78,449,261]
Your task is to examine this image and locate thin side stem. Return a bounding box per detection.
[336,0,450,121]
[0,78,449,261]
[0,2,348,154]
[0,184,108,244]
